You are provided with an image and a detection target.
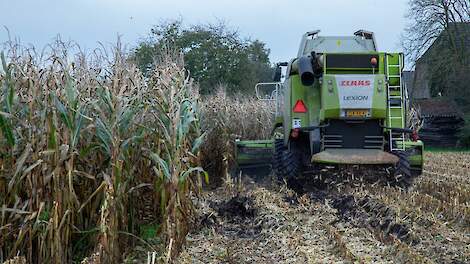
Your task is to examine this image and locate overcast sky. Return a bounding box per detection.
[1,0,410,62]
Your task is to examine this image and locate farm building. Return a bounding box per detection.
[411,22,470,104]
[407,22,469,147]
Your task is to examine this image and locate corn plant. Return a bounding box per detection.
[146,55,206,260]
[0,39,205,263]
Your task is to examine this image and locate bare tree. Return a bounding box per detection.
[403,0,470,64]
[403,0,470,108]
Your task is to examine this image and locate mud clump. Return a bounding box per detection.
[306,189,330,203]
[358,196,413,242]
[199,212,218,227]
[331,195,415,244]
[331,195,358,220]
[208,194,261,238]
[213,194,256,219]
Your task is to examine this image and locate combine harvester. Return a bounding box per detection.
[236,30,424,188]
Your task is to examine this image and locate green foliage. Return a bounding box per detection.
[139,224,160,240]
[134,20,273,94]
[0,52,15,147]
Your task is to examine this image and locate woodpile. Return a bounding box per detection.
[414,98,465,147]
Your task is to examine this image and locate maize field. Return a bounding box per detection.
[1,40,469,264]
[0,40,206,263]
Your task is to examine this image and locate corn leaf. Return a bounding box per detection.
[149,152,171,180]
[191,132,205,153]
[0,52,7,73]
[95,118,112,155]
[47,114,57,149]
[99,87,114,113]
[54,96,73,129]
[121,133,144,151]
[118,106,136,133]
[8,144,32,192]
[71,108,84,148]
[0,115,15,146]
[79,143,101,158]
[5,82,14,114]
[179,167,207,184]
[1,52,14,114]
[64,73,78,108]
[178,99,197,142]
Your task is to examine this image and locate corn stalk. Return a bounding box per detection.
[0,39,204,263]
[147,55,206,261]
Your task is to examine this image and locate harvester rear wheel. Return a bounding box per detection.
[280,147,302,180]
[273,139,302,184]
[272,139,285,177]
[392,150,412,188]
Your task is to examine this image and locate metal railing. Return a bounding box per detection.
[255,82,283,116]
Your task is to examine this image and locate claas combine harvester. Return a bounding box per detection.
[236,30,424,187]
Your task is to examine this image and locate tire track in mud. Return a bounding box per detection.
[304,188,429,264]
[178,152,469,264]
[308,182,469,263]
[178,178,404,263]
[178,182,349,263]
[363,186,470,264]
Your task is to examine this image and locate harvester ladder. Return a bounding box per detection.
[386,54,405,151]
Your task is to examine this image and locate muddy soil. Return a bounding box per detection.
[177,153,470,263]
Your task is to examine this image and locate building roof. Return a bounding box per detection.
[412,22,470,102]
[418,22,470,64]
[413,98,464,118]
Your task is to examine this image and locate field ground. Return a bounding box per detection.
[177,152,470,264]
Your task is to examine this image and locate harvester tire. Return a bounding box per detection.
[392,150,412,188]
[273,139,302,184]
[281,148,302,180]
[273,139,286,177]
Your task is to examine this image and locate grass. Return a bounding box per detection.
[425,146,470,152]
[0,39,205,263]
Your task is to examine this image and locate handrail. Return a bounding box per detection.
[255,82,282,101]
[254,82,283,116]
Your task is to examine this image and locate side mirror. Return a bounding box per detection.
[273,66,282,82]
[272,62,288,82]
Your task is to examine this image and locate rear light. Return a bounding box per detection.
[411,130,419,142]
[290,128,300,138]
[371,57,378,66]
[293,100,307,113]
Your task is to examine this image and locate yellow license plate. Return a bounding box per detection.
[346,110,369,117]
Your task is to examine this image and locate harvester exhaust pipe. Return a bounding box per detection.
[298,56,315,86]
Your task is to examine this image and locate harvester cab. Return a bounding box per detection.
[236,30,424,187]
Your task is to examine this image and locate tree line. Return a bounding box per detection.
[133,20,273,95]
